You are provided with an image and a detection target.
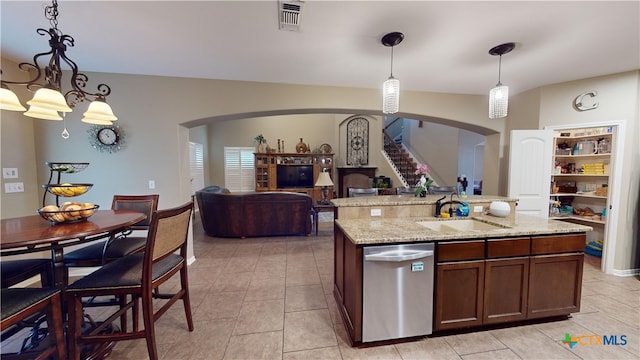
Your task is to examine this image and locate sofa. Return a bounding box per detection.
[195,187,313,238]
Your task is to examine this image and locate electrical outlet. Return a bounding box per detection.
[4,182,24,193]
[2,168,18,179]
[148,180,156,189]
[473,205,483,213]
[370,208,382,216]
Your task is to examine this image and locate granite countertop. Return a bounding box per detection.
[330,195,518,207]
[335,213,593,245]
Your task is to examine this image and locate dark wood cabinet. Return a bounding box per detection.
[528,253,583,318]
[483,257,529,324]
[435,260,485,330]
[333,225,362,343]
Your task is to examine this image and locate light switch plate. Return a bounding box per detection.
[2,168,18,179]
[4,182,24,193]
[473,205,483,213]
[370,208,382,216]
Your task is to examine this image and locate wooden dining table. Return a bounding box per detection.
[1,209,146,289]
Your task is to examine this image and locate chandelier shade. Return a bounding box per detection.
[81,100,118,125]
[0,0,117,138]
[488,42,515,119]
[24,105,63,120]
[381,32,404,115]
[0,87,27,111]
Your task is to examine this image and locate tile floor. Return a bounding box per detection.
[5,215,636,359]
[103,216,640,360]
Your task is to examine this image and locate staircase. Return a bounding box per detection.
[382,129,420,187]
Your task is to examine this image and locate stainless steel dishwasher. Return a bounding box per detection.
[362,242,435,342]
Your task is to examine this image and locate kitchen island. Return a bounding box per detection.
[331,195,592,346]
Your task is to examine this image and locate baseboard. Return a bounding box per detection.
[612,268,640,277]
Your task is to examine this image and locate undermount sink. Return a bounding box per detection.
[417,219,504,233]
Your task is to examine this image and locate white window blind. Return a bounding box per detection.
[189,142,205,194]
[224,147,255,192]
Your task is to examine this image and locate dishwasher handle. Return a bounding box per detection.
[365,249,434,262]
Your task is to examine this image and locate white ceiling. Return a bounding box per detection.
[1,1,639,96]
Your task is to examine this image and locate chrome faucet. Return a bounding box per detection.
[434,193,465,217]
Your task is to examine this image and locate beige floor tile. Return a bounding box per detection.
[234,299,285,335]
[334,324,402,360]
[570,311,640,357]
[283,309,337,352]
[285,284,328,312]
[286,266,321,287]
[282,346,343,360]
[394,337,462,360]
[490,326,579,359]
[161,318,235,360]
[443,330,507,355]
[211,271,252,292]
[326,293,342,325]
[460,348,521,359]
[245,275,286,302]
[580,294,639,326]
[195,290,245,320]
[222,255,259,273]
[224,331,283,360]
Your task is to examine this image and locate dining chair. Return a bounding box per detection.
[1,288,66,360]
[348,188,378,197]
[63,194,159,284]
[396,187,419,196]
[65,201,194,360]
[1,258,53,288]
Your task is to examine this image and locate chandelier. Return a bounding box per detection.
[488,42,515,119]
[0,0,117,136]
[381,32,404,115]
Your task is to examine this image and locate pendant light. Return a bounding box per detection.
[488,42,515,119]
[381,32,404,115]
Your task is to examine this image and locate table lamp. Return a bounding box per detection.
[315,172,334,205]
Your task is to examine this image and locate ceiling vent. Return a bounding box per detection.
[278,1,304,32]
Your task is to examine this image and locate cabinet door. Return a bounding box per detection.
[528,253,583,319]
[484,257,529,324]
[435,260,484,331]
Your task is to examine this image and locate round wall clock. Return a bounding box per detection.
[88,124,125,153]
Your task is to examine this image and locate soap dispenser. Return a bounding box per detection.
[456,202,469,217]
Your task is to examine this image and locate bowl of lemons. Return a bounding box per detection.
[43,183,93,197]
[38,202,99,224]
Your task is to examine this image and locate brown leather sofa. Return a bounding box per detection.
[195,187,313,238]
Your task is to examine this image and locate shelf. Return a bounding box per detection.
[552,174,608,177]
[553,153,610,159]
[551,193,607,199]
[551,215,605,226]
[555,132,612,140]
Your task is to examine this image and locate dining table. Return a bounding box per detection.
[1,209,146,289]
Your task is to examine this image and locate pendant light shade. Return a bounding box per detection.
[24,105,63,120]
[27,88,72,113]
[81,100,118,125]
[0,87,26,111]
[381,32,404,115]
[488,42,515,119]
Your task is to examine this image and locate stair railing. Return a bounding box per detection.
[382,129,420,187]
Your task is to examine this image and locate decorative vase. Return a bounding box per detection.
[419,189,427,197]
[296,138,308,153]
[257,143,264,153]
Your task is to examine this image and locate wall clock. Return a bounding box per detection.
[88,124,125,153]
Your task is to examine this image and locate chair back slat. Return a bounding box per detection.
[151,209,191,261]
[112,195,159,229]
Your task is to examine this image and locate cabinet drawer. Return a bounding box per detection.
[437,240,485,262]
[531,234,585,255]
[487,237,531,258]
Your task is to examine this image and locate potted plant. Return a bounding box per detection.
[254,134,266,153]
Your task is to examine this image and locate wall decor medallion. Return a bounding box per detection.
[346,116,369,166]
[88,124,124,153]
[574,91,598,111]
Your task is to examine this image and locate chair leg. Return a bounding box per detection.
[66,293,83,360]
[46,292,66,360]
[132,295,140,332]
[118,295,128,331]
[180,267,194,331]
[142,293,158,360]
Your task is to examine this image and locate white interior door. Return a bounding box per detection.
[508,130,553,217]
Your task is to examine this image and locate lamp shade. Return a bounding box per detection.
[24,105,63,120]
[26,88,72,112]
[0,88,26,111]
[315,172,334,187]
[489,83,509,119]
[81,100,118,124]
[382,76,400,114]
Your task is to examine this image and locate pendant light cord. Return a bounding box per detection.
[390,46,394,77]
[497,55,503,85]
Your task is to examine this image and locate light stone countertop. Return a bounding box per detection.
[335,213,593,245]
[330,194,518,207]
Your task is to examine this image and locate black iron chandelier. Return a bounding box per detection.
[0,0,117,136]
